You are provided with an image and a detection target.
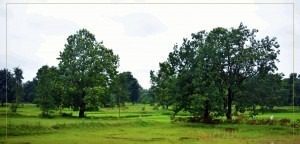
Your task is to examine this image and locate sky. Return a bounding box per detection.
[0,0,299,89]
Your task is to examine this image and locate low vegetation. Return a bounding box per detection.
[0,104,300,144]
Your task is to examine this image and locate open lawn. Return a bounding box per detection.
[1,104,300,144]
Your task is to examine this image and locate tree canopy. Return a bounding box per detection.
[58,29,119,117]
[150,23,280,120]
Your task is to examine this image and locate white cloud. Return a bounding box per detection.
[113,12,167,37]
[0,0,298,89]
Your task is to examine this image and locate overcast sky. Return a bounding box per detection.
[0,0,299,89]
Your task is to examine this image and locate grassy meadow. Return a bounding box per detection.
[1,104,300,144]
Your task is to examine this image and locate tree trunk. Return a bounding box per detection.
[223,97,227,110]
[79,88,85,118]
[118,94,120,118]
[226,87,233,120]
[79,103,85,118]
[203,100,209,121]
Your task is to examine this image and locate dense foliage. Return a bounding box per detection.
[150,23,289,120]
[57,29,120,117]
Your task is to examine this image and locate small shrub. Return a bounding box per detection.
[10,103,18,112]
[291,122,300,128]
[211,119,222,124]
[172,117,188,123]
[51,123,66,129]
[230,115,248,124]
[265,119,277,125]
[141,106,146,113]
[257,119,268,125]
[231,119,241,124]
[279,118,291,126]
[188,117,202,123]
[40,114,54,118]
[60,112,73,117]
[291,119,300,128]
[224,127,238,133]
[153,105,159,110]
[246,119,257,125]
[245,118,278,126]
[85,106,99,111]
[161,111,173,115]
[236,114,247,121]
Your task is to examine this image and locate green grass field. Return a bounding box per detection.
[1,104,300,144]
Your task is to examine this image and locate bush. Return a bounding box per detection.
[210,119,223,124]
[292,119,300,128]
[171,117,188,123]
[245,118,277,125]
[232,114,248,124]
[10,103,18,112]
[51,123,67,129]
[188,117,202,123]
[291,122,300,128]
[290,119,300,128]
[246,119,257,125]
[153,105,159,110]
[141,106,146,112]
[60,112,73,117]
[39,110,55,118]
[279,118,291,126]
[85,106,99,111]
[224,127,238,133]
[257,119,276,125]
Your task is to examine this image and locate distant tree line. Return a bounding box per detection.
[0,67,24,112]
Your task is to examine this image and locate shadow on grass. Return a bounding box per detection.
[0,123,54,136]
[0,112,37,118]
[51,118,153,130]
[104,136,166,142]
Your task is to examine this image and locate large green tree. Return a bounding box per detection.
[150,32,224,119]
[202,24,280,119]
[58,29,119,117]
[151,23,280,120]
[171,31,223,119]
